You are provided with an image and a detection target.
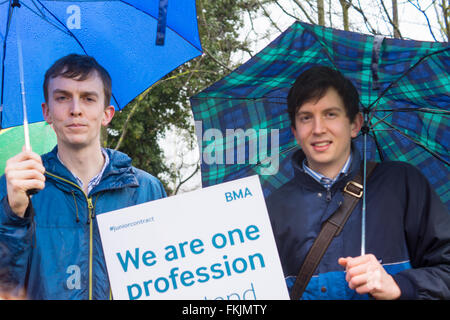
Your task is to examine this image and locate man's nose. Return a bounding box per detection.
[312,117,326,134]
[69,98,82,116]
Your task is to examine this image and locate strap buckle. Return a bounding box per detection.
[344,181,363,198]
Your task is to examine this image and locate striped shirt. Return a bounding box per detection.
[57,148,109,194]
[302,153,352,190]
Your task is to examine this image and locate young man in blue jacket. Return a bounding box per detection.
[266,66,450,300]
[0,54,166,299]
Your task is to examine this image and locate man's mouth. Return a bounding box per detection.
[311,141,332,151]
[68,123,86,127]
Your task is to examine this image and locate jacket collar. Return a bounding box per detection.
[291,143,362,191]
[42,146,139,194]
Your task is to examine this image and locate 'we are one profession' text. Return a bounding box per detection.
[116,224,266,300]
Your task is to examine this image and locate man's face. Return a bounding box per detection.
[291,87,362,178]
[42,71,114,150]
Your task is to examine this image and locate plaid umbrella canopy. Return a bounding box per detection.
[190,21,450,209]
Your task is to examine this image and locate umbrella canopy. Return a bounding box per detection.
[190,21,449,209]
[0,0,202,129]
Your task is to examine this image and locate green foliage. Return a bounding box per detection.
[105,0,250,194]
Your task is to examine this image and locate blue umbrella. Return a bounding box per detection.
[0,0,202,137]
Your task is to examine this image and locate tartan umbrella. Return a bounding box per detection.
[190,21,450,210]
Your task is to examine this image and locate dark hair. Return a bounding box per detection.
[287,66,360,127]
[43,54,112,106]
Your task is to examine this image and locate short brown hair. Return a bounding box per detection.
[43,54,112,106]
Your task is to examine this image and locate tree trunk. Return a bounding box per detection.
[443,0,450,40]
[339,0,350,31]
[317,0,325,26]
[392,0,401,38]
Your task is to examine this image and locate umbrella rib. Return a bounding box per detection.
[368,130,385,162]
[368,46,450,112]
[370,111,394,129]
[372,114,449,166]
[35,0,88,53]
[374,108,450,116]
[22,1,71,36]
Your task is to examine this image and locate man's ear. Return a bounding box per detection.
[291,125,300,145]
[42,102,52,124]
[102,105,115,126]
[351,112,363,138]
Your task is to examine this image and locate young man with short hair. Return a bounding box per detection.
[0,54,166,299]
[266,66,450,299]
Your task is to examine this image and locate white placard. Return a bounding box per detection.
[97,175,289,300]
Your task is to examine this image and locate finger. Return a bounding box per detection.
[366,268,382,291]
[345,263,369,282]
[344,254,373,269]
[8,177,45,192]
[353,270,383,295]
[7,149,43,165]
[7,169,46,183]
[354,283,372,295]
[5,159,45,174]
[338,257,349,267]
[348,272,370,290]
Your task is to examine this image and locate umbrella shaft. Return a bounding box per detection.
[361,113,370,256]
[14,7,31,151]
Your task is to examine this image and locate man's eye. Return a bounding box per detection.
[56,96,67,101]
[299,116,311,122]
[84,96,96,102]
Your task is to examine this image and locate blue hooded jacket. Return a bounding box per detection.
[0,147,166,299]
[266,148,450,300]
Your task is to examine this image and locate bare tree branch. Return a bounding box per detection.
[380,0,403,39]
[407,0,438,41]
[113,69,218,151]
[257,0,283,33]
[202,47,234,72]
[441,0,450,40]
[291,0,316,24]
[349,0,378,34]
[174,163,200,195]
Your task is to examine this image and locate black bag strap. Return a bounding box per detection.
[290,161,378,300]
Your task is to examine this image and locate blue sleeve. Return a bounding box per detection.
[0,175,34,294]
[133,168,167,201]
[392,164,450,300]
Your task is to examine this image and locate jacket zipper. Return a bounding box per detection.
[45,171,95,300]
[87,197,94,300]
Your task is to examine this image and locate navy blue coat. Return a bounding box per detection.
[266,148,450,299]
